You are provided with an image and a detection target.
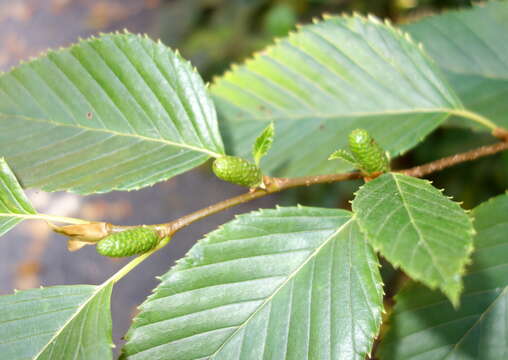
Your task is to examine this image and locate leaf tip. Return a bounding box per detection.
[450,295,461,309]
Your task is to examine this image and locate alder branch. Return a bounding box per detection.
[158,172,363,236]
[153,140,508,237]
[400,140,508,178]
[50,138,508,285]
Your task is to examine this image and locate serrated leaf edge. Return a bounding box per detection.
[211,12,463,111]
[32,280,114,359]
[2,32,223,159]
[353,173,475,306]
[128,207,384,360]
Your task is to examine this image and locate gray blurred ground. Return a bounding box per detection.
[0,0,277,352]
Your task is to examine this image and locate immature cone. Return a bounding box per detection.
[96,227,160,257]
[212,156,263,188]
[348,129,390,174]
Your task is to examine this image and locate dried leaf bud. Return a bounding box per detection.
[50,222,112,243]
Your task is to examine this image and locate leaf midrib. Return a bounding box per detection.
[0,113,221,158]
[441,67,508,82]
[209,217,354,358]
[392,174,447,283]
[0,213,89,226]
[213,104,457,123]
[32,282,111,359]
[0,213,48,219]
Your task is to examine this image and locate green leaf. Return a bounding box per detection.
[0,157,36,236]
[328,149,358,167]
[211,14,462,177]
[252,122,274,165]
[378,192,508,360]
[404,2,508,129]
[352,173,474,306]
[0,282,114,360]
[122,206,383,360]
[0,32,224,194]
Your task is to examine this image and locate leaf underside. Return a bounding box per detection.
[0,283,114,360]
[0,33,224,194]
[123,206,384,360]
[352,173,474,305]
[0,158,35,236]
[404,1,508,129]
[211,14,461,177]
[379,192,508,360]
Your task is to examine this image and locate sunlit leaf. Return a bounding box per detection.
[212,14,461,177]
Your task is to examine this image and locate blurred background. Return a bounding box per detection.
[1,0,506,355]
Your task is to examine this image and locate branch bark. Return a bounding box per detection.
[159,172,363,236]
[152,140,508,237]
[400,141,508,178]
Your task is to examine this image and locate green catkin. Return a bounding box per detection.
[96,227,160,257]
[348,129,390,174]
[212,156,263,187]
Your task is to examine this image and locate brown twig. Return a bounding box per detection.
[493,127,508,141]
[150,140,508,237]
[158,172,363,236]
[400,141,508,178]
